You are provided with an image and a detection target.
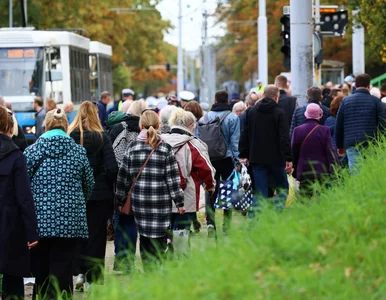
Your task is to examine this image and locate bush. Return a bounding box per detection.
[91,140,386,299]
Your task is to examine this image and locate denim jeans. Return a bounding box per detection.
[346,148,361,171]
[113,212,137,271]
[252,164,289,210]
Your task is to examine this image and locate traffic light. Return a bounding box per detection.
[165,62,171,72]
[280,15,291,70]
[320,10,348,36]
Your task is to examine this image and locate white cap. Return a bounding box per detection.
[256,79,262,84]
[179,91,195,101]
[122,88,134,95]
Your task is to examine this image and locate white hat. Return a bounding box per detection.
[179,91,195,101]
[256,79,262,84]
[145,96,158,108]
[122,88,134,95]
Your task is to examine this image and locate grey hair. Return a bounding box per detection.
[169,108,196,128]
[0,96,5,107]
[128,100,148,117]
[232,101,246,113]
[160,105,178,124]
[263,85,280,99]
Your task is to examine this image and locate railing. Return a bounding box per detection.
[371,73,386,88]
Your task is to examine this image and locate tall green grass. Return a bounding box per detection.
[90,140,386,299]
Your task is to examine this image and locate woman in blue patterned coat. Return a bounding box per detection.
[115,110,185,270]
[24,108,94,299]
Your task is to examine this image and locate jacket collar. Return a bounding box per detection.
[306,99,321,105]
[304,118,321,124]
[279,89,287,95]
[211,103,231,112]
[40,129,69,139]
[353,88,370,95]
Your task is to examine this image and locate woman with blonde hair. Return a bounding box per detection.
[24,108,94,299]
[115,110,185,270]
[161,108,216,232]
[68,101,118,289]
[111,99,148,273]
[0,107,39,299]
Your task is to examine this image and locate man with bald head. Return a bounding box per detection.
[239,85,293,210]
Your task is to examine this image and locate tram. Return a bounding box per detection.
[89,41,113,101]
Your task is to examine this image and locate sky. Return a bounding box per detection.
[156,0,225,52]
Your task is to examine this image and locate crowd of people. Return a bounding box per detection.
[0,72,385,299]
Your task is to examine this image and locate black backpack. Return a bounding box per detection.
[198,111,231,161]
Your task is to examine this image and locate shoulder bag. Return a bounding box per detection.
[300,125,320,150]
[119,140,161,215]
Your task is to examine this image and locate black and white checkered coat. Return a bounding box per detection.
[116,140,184,238]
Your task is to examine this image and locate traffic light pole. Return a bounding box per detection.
[352,10,365,75]
[257,0,268,86]
[290,0,313,106]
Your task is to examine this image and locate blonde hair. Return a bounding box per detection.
[128,100,148,117]
[169,108,196,129]
[120,100,133,113]
[45,108,68,132]
[139,110,160,149]
[68,101,103,145]
[0,106,14,134]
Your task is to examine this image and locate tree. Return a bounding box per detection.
[349,0,386,63]
[214,0,384,88]
[0,0,176,94]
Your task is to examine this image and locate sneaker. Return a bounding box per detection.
[207,224,216,238]
[75,274,85,291]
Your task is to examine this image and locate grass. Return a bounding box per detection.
[87,139,386,299]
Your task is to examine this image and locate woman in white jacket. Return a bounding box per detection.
[161,108,216,230]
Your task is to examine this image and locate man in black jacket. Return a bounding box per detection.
[239,85,293,210]
[290,86,330,137]
[275,75,297,127]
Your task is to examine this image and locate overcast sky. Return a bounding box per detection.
[156,0,224,52]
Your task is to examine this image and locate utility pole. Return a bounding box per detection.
[352,10,365,75]
[257,0,268,86]
[9,0,13,27]
[200,0,209,103]
[177,0,184,98]
[290,0,313,106]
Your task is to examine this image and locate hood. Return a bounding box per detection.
[256,98,278,113]
[123,115,140,132]
[106,111,126,127]
[69,130,103,153]
[0,134,19,160]
[161,127,195,148]
[35,135,77,159]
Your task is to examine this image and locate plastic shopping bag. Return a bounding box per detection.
[215,170,240,210]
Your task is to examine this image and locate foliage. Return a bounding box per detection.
[90,139,386,298]
[214,0,385,86]
[0,0,177,94]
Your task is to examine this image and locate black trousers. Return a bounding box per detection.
[31,238,81,300]
[139,235,166,272]
[2,274,24,300]
[76,201,109,283]
[205,157,234,230]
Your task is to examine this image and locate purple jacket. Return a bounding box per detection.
[291,119,338,182]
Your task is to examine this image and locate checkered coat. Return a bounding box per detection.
[115,140,184,238]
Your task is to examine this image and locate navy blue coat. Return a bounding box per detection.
[0,134,39,277]
[335,89,386,149]
[290,100,330,138]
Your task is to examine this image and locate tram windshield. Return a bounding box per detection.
[0,47,44,97]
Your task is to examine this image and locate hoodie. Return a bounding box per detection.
[108,114,140,144]
[24,130,95,238]
[239,97,292,167]
[0,134,39,277]
[161,127,216,212]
